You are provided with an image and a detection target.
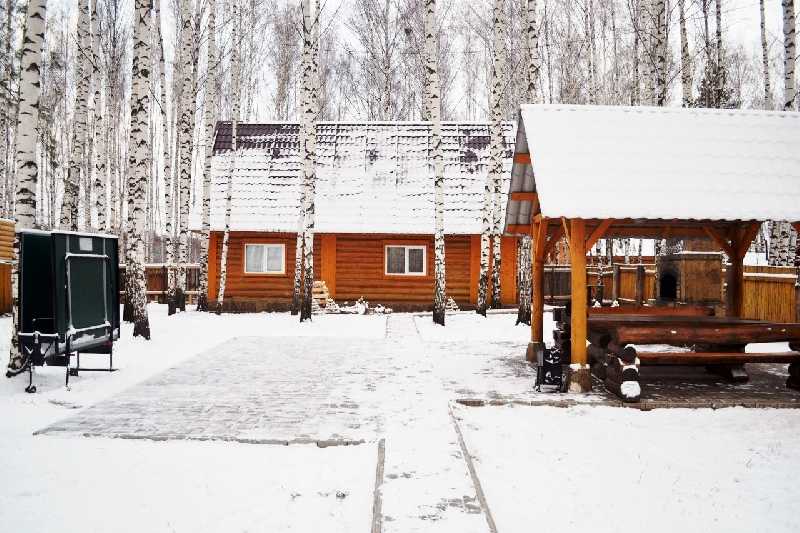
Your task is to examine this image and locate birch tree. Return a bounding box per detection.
[62,0,90,230]
[517,0,539,326]
[424,0,446,325]
[6,0,46,376]
[91,0,106,230]
[299,0,320,322]
[489,0,506,309]
[175,0,195,312]
[125,0,151,339]
[293,0,311,316]
[197,0,217,312]
[679,0,692,106]
[477,0,505,317]
[761,0,773,109]
[784,0,797,111]
[216,3,241,315]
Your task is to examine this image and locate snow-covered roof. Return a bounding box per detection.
[193,121,515,234]
[505,104,800,230]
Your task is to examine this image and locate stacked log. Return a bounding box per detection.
[0,219,13,262]
[587,327,641,402]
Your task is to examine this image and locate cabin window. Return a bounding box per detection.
[244,244,285,274]
[385,245,426,276]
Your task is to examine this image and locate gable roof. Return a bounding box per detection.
[505,104,800,233]
[196,121,515,234]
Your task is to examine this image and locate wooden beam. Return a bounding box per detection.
[561,217,571,245]
[509,191,537,202]
[703,226,736,257]
[792,222,800,235]
[506,224,531,235]
[513,153,531,165]
[533,218,549,261]
[584,219,614,253]
[735,222,762,259]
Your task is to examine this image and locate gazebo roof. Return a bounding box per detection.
[505,104,800,238]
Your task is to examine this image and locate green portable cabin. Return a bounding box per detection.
[17,230,120,390]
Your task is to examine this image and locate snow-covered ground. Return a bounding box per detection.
[1,305,798,532]
[456,404,800,533]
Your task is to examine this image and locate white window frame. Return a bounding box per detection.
[384,245,427,276]
[244,243,286,275]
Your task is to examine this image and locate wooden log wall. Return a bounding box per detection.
[0,219,13,313]
[207,231,519,310]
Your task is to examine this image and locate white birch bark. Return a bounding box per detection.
[175,0,195,310]
[91,0,105,231]
[518,0,539,325]
[197,0,217,312]
[424,0,446,325]
[489,0,506,309]
[784,0,797,110]
[715,0,723,108]
[300,0,319,322]
[632,0,641,105]
[159,2,177,312]
[679,0,692,106]
[216,3,241,314]
[654,0,667,105]
[125,0,151,339]
[478,0,506,316]
[761,0,773,109]
[6,0,46,375]
[62,0,90,230]
[292,0,311,316]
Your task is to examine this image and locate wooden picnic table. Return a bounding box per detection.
[577,309,800,402]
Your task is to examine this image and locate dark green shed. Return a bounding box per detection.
[17,230,120,391]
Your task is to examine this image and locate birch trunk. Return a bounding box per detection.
[299,0,320,322]
[6,0,46,376]
[161,6,177,313]
[216,3,241,315]
[489,0,506,310]
[175,0,195,312]
[517,0,538,325]
[715,0,723,108]
[478,0,505,316]
[292,0,311,316]
[654,0,666,105]
[679,0,692,106]
[62,0,90,231]
[761,0,773,109]
[197,0,217,312]
[0,0,13,216]
[126,0,151,339]
[91,0,105,231]
[784,0,797,110]
[424,0,446,325]
[631,0,640,105]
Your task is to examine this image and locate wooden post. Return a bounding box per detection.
[635,264,645,306]
[612,263,620,303]
[528,220,547,362]
[567,218,591,392]
[469,234,480,305]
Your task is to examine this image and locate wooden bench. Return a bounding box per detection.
[584,313,800,402]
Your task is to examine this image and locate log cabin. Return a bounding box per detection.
[192,121,518,312]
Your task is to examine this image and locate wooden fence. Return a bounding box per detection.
[119,264,201,304]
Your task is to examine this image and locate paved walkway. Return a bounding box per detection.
[37,315,538,532]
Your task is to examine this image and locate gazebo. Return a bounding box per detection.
[504,104,800,398]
